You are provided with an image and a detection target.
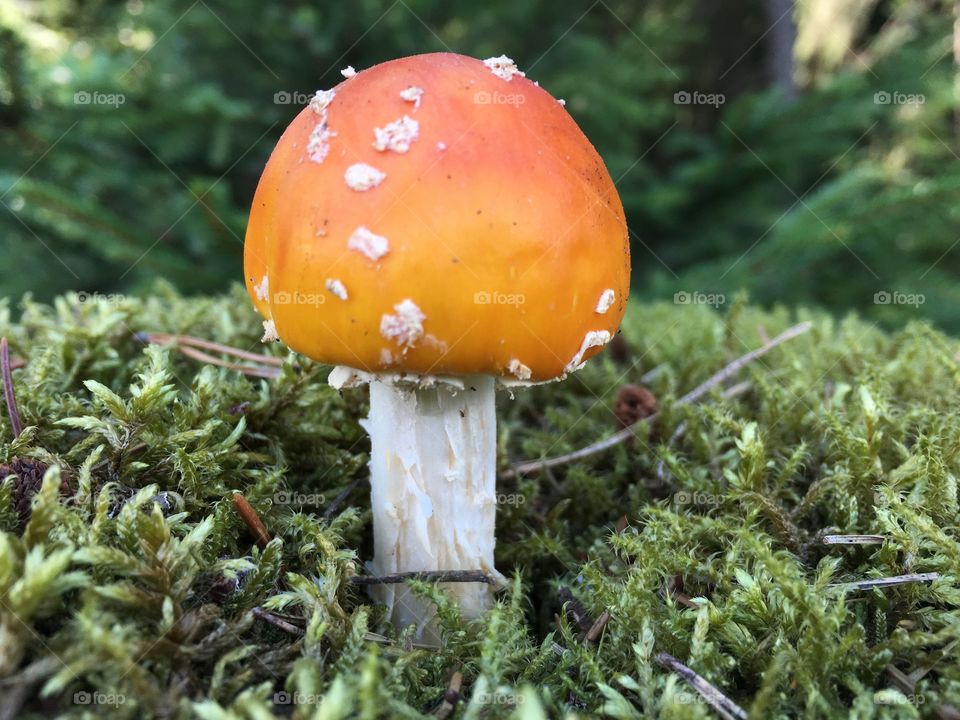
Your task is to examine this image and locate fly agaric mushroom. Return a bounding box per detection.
[245,52,628,642]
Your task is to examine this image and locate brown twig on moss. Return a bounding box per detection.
[664,575,699,609]
[656,652,747,720]
[1,338,22,439]
[252,607,303,635]
[176,345,280,379]
[142,332,287,366]
[506,382,749,478]
[139,332,290,378]
[506,321,811,477]
[232,492,271,548]
[348,570,497,586]
[584,609,611,644]
[432,669,463,719]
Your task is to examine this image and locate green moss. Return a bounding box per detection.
[0,286,958,718]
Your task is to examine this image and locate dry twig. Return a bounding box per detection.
[833,573,939,591]
[507,382,749,478]
[507,321,810,477]
[656,652,747,720]
[232,492,271,548]
[1,338,22,439]
[252,607,303,635]
[432,670,464,719]
[139,332,290,378]
[584,609,611,644]
[821,535,885,545]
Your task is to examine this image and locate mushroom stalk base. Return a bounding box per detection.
[361,375,498,644]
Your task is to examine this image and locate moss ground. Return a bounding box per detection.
[0,286,958,719]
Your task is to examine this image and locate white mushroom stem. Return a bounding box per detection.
[334,370,501,643]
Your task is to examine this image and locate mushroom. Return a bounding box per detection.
[244,52,629,643]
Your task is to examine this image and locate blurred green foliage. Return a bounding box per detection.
[0,0,958,329]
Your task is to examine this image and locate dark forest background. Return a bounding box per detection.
[1,0,958,329]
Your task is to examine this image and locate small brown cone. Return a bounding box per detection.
[613,385,657,428]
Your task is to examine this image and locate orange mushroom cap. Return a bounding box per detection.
[245,52,629,382]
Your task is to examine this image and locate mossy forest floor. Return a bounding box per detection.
[0,286,958,719]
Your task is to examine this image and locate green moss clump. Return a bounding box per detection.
[0,285,957,718]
